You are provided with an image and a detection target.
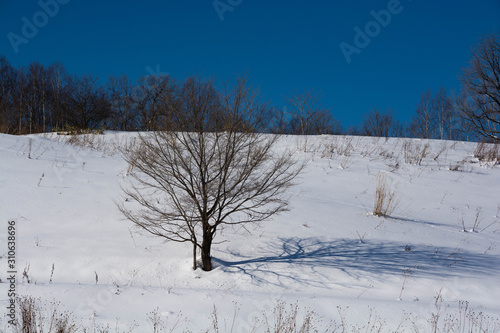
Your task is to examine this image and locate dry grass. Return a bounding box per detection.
[373,172,403,217]
[402,140,431,165]
[5,296,500,332]
[14,296,77,333]
[43,131,132,157]
[474,141,499,165]
[267,301,316,333]
[321,136,355,158]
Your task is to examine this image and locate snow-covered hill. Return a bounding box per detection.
[1,132,499,332]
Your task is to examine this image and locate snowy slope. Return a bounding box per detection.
[1,132,499,332]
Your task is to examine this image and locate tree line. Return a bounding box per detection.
[353,34,499,142]
[0,56,341,136]
[1,34,498,141]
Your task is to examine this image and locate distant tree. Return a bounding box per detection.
[345,125,360,136]
[263,106,288,134]
[408,88,438,139]
[134,74,176,131]
[46,61,67,131]
[118,77,304,271]
[433,87,455,140]
[0,56,17,133]
[56,74,111,130]
[25,62,51,133]
[285,89,341,135]
[107,75,137,131]
[360,108,397,138]
[309,109,342,135]
[392,122,407,138]
[13,66,28,134]
[457,34,500,141]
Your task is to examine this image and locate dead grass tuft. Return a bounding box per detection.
[373,172,403,217]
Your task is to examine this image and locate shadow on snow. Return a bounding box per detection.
[213,237,500,288]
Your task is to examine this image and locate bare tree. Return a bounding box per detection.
[47,61,67,131]
[264,106,289,134]
[134,74,176,131]
[454,92,479,141]
[0,56,17,133]
[107,75,137,131]
[14,66,28,134]
[433,87,455,140]
[360,108,397,138]
[308,109,342,135]
[26,62,49,133]
[285,89,340,135]
[458,34,500,141]
[408,88,438,139]
[56,74,111,130]
[118,77,304,271]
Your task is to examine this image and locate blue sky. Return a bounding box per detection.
[1,0,499,128]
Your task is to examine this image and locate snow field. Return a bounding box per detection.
[0,132,499,331]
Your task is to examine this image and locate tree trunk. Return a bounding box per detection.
[201,226,213,271]
[193,242,197,270]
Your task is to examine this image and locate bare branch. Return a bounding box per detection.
[118,77,304,271]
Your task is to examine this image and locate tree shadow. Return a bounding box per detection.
[213,237,500,288]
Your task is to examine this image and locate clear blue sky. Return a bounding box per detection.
[1,0,499,128]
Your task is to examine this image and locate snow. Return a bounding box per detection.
[1,132,499,331]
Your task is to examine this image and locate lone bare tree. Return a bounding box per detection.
[457,33,500,141]
[118,76,304,271]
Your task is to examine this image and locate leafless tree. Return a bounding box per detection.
[360,108,397,138]
[0,56,16,133]
[47,61,67,131]
[107,75,137,131]
[2,61,56,134]
[0,57,116,134]
[134,74,176,131]
[458,33,500,141]
[408,88,438,139]
[14,66,28,134]
[118,77,304,271]
[433,87,455,140]
[454,92,479,141]
[309,109,342,135]
[55,74,111,130]
[285,89,341,135]
[26,62,49,133]
[264,106,289,134]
